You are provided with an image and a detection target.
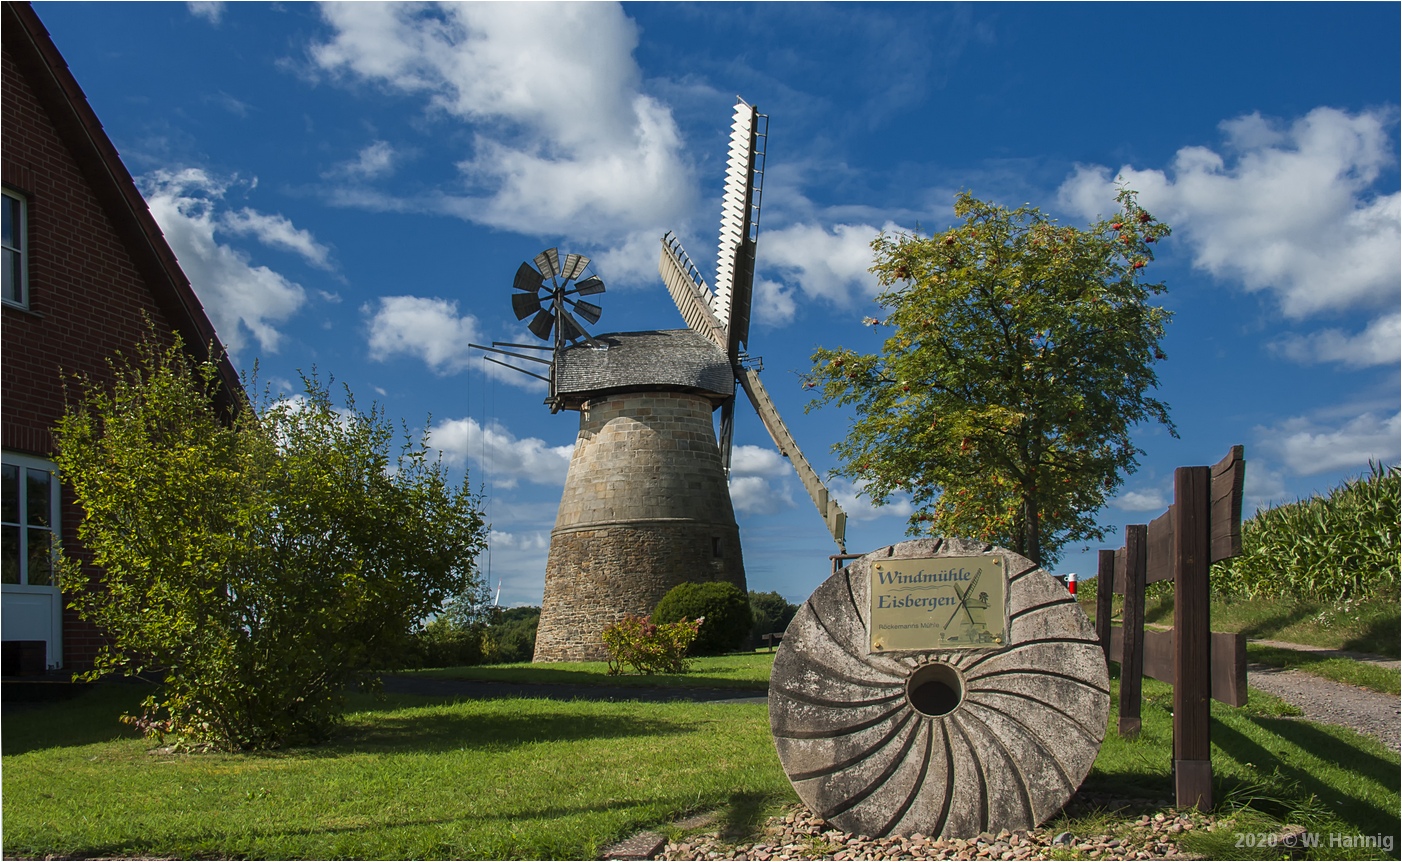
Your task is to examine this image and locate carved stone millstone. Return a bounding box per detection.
[769,538,1110,839]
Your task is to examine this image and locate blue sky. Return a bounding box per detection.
[33,2,1400,606]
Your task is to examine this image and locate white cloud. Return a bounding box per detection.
[730,444,791,478]
[142,168,308,355]
[1272,311,1401,368]
[187,1,223,24]
[752,278,798,327]
[310,2,695,242]
[1115,488,1168,512]
[332,140,398,180]
[829,477,913,523]
[488,529,550,551]
[1258,410,1401,476]
[429,417,574,487]
[1058,107,1400,319]
[363,295,483,375]
[760,222,889,310]
[219,208,333,270]
[728,475,795,516]
[727,445,799,516]
[1243,464,1290,513]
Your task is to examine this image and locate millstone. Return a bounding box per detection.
[769,537,1109,839]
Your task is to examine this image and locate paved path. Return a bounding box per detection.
[1246,662,1400,752]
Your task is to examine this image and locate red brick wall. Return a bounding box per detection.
[3,45,181,670]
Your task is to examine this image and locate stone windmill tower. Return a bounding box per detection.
[477,99,846,662]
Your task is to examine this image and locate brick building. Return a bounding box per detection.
[1,1,240,672]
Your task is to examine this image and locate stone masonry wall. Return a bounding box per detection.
[534,390,746,662]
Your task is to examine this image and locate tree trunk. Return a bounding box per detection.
[1022,496,1041,565]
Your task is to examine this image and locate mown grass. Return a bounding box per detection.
[1245,643,1400,696]
[406,651,774,690]
[1,683,792,860]
[1082,672,1401,861]
[4,660,1396,860]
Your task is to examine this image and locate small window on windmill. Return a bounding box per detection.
[712,537,723,558]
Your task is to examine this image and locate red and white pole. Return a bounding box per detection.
[1067,572,1077,596]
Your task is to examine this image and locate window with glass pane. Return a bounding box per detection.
[0,458,57,585]
[2,190,25,307]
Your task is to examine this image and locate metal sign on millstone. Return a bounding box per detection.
[769,537,1109,839]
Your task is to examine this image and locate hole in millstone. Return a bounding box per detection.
[905,662,964,717]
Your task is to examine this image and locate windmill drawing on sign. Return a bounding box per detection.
[478,98,846,662]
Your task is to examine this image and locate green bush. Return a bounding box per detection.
[1212,462,1400,601]
[749,591,798,648]
[398,604,540,668]
[652,581,752,655]
[489,606,540,663]
[54,333,487,750]
[601,614,700,675]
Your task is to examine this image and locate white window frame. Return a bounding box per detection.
[2,187,28,309]
[2,451,63,669]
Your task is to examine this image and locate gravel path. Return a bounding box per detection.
[1245,662,1400,751]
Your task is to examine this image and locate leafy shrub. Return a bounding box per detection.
[399,603,540,668]
[1211,462,1400,601]
[489,606,541,663]
[652,581,752,655]
[601,614,700,675]
[54,333,487,750]
[749,591,799,648]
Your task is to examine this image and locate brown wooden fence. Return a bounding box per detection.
[1094,445,1246,811]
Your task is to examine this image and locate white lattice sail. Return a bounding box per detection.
[712,100,757,329]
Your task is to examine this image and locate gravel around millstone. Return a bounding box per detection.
[656,796,1219,861]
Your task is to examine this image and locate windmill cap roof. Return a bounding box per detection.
[555,329,734,406]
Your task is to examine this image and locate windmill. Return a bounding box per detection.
[658,97,848,550]
[481,98,843,662]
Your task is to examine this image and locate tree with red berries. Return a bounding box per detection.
[806,188,1173,565]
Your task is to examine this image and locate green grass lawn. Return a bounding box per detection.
[3,657,1397,860]
[405,651,774,690]
[2,683,792,860]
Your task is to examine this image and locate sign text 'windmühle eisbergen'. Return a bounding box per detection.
[869,556,1007,652]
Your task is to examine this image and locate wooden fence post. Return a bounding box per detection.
[1173,466,1213,811]
[1096,549,1115,664]
[1119,524,1147,739]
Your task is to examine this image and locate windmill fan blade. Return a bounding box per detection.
[527,308,555,340]
[572,275,605,296]
[511,291,542,321]
[558,309,587,342]
[513,261,544,292]
[569,298,602,325]
[561,253,590,281]
[534,248,561,280]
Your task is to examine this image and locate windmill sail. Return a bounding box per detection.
[659,98,845,550]
[738,366,847,549]
[712,99,766,357]
[659,231,726,350]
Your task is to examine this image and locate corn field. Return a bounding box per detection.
[1211,462,1400,601]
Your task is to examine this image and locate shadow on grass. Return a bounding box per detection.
[321,700,702,755]
[716,790,776,842]
[2,683,148,756]
[1343,612,1402,658]
[409,664,770,692]
[1212,717,1399,837]
[1233,603,1320,641]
